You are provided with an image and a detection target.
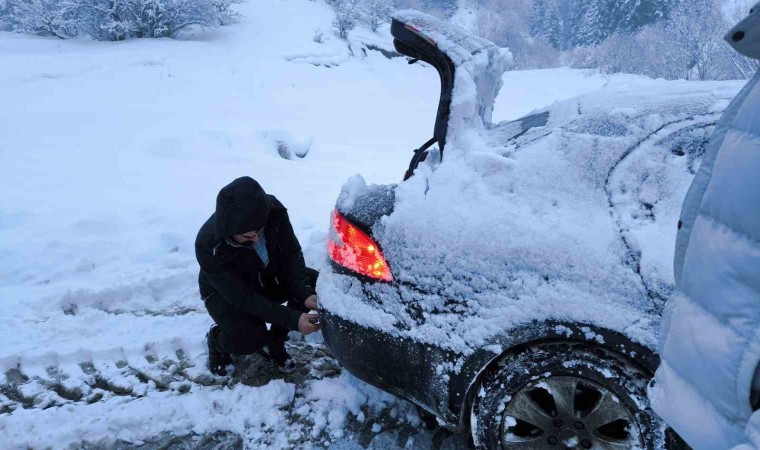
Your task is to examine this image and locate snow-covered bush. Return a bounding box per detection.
[313,27,324,43]
[71,0,137,40]
[569,32,641,75]
[74,0,219,40]
[2,0,78,38]
[332,0,357,39]
[1,0,238,40]
[212,0,241,26]
[359,0,392,32]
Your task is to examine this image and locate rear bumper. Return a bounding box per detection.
[321,310,461,426]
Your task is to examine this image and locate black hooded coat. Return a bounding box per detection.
[195,177,315,331]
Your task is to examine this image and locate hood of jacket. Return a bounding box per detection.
[214,177,272,239]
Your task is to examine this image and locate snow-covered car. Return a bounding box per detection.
[318,10,742,450]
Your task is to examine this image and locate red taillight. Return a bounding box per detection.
[327,209,393,282]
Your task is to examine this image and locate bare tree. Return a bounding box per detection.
[664,0,729,80]
[722,41,760,78]
[569,32,642,75]
[213,0,241,26]
[332,0,357,39]
[361,0,392,32]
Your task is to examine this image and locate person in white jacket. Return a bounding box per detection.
[648,4,760,449]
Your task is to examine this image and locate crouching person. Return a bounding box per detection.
[195,176,320,376]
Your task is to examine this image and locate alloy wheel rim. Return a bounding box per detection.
[500,376,640,449]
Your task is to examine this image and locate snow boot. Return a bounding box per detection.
[260,342,296,374]
[207,325,232,376]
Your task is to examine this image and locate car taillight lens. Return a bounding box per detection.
[327,209,393,282]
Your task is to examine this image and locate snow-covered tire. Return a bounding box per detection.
[471,341,685,450]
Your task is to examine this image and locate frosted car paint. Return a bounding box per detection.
[322,311,658,430]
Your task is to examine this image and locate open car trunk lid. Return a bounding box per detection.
[390,10,512,152]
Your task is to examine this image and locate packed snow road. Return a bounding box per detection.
[0,337,468,449]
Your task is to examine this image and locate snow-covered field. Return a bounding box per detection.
[0,0,749,448]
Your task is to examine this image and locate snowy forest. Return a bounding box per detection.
[333,0,758,80]
[465,0,758,79]
[1,0,758,78]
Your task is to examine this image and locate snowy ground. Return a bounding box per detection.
[0,0,748,448]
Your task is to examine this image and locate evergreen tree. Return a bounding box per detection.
[530,0,548,37]
[556,0,574,51]
[572,0,609,46]
[615,0,670,32]
[544,0,562,49]
[532,0,578,51]
[531,0,673,50]
[0,0,11,30]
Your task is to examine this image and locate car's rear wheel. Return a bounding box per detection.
[471,341,685,450]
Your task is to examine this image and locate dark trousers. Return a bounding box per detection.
[205,268,318,355]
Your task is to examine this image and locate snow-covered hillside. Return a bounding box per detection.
[0,0,748,448]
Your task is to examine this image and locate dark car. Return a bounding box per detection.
[319,9,732,450]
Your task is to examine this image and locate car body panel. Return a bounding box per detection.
[323,310,658,430]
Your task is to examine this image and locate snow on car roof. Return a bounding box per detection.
[393,10,496,66]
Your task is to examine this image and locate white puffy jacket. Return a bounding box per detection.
[649,5,760,449]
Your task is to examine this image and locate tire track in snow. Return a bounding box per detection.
[0,343,336,413]
[0,336,467,450]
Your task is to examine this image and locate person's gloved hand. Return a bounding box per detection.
[304,295,318,310]
[298,313,321,335]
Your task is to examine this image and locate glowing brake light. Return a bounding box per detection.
[327,209,393,282]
